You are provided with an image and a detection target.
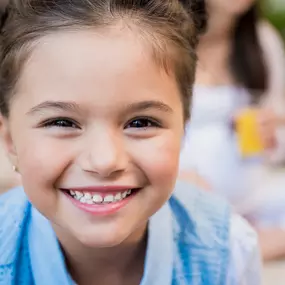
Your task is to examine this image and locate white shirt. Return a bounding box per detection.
[227,214,262,284]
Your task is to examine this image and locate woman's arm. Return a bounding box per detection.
[178,170,212,191]
[258,21,285,113]
[258,21,285,163]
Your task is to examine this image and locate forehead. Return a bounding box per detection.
[21,27,151,88]
[15,26,180,109]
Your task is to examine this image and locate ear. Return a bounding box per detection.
[0,114,18,168]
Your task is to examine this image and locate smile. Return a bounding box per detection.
[68,189,133,205]
[61,186,140,216]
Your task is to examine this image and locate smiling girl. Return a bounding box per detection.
[0,1,261,284]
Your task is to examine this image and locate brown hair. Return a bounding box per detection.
[231,3,268,101]
[0,0,206,119]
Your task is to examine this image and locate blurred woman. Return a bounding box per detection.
[180,0,285,260]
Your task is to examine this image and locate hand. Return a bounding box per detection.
[256,108,278,150]
[234,108,278,151]
[179,170,211,191]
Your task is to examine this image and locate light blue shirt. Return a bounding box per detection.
[0,182,261,285]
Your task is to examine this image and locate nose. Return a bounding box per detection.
[79,130,127,178]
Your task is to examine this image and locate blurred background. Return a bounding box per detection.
[180,0,285,284]
[263,0,285,39]
[263,3,285,284]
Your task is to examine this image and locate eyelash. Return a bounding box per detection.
[40,117,161,130]
[41,118,80,129]
[125,117,161,129]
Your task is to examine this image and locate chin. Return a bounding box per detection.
[73,226,131,249]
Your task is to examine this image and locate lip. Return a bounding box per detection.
[62,187,140,216]
[62,185,137,194]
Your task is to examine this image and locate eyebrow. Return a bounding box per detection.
[27,101,80,115]
[125,100,173,114]
[27,99,173,115]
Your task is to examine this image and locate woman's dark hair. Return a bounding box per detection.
[0,0,207,120]
[231,3,268,102]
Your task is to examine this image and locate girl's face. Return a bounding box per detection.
[206,0,255,15]
[1,27,184,248]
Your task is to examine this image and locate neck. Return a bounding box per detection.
[196,11,237,86]
[54,224,147,285]
[203,9,236,42]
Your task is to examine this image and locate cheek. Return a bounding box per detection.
[131,130,183,186]
[13,131,73,204]
[18,139,64,180]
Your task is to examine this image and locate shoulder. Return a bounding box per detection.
[258,21,285,110]
[170,180,230,229]
[169,182,262,284]
[257,20,285,72]
[257,20,284,51]
[0,187,30,265]
[227,215,262,285]
[169,181,231,283]
[258,21,285,85]
[0,186,28,214]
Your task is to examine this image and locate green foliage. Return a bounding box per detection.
[261,0,285,38]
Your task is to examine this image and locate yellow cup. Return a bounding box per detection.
[235,109,264,157]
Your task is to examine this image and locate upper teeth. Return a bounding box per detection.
[69,190,133,204]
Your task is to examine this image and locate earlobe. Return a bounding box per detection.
[0,114,18,167]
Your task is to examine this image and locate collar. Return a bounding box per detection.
[28,202,174,285]
[141,202,173,285]
[28,207,73,285]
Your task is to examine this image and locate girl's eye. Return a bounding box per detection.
[41,118,79,129]
[126,118,160,129]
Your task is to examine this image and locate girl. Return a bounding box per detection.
[179,0,285,260]
[0,1,261,284]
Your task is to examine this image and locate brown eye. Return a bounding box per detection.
[126,118,160,129]
[42,118,80,129]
